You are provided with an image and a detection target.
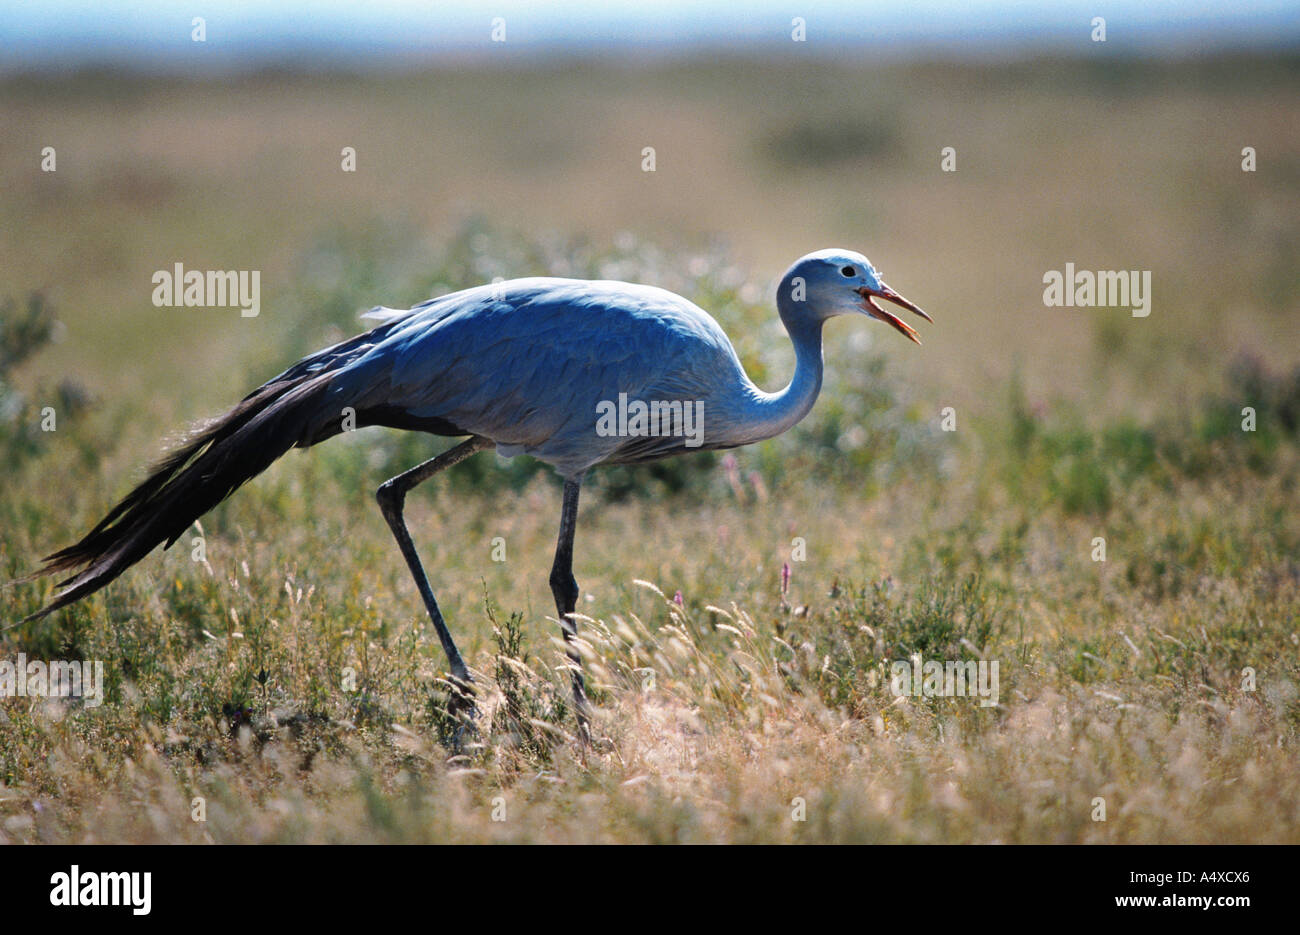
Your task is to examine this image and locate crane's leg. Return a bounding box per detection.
[549,476,590,732]
[376,436,491,720]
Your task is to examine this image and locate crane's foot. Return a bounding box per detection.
[570,673,592,739]
[571,709,615,757]
[438,673,479,753]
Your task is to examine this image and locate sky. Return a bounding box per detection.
[1,0,1298,71]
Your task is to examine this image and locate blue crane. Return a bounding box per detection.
[22,248,929,728]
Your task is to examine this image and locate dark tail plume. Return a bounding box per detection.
[21,367,346,621]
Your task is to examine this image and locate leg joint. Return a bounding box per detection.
[549,567,579,608]
[376,478,404,512]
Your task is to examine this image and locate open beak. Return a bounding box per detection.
[857,284,933,345]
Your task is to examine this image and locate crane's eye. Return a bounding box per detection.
[840,265,856,277]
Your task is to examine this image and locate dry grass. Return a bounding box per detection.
[0,56,1297,843]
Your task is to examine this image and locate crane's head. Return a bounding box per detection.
[778,248,931,344]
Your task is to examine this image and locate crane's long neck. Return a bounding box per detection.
[735,314,825,445]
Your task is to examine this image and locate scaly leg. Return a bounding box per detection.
[376,436,491,719]
[549,476,590,731]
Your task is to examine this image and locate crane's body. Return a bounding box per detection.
[321,277,779,476]
[18,248,930,735]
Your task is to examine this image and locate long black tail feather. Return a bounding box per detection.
[21,369,341,621]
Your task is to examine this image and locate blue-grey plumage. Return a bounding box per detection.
[321,249,929,478]
[332,278,754,476]
[23,247,930,733]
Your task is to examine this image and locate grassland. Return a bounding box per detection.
[0,55,1297,843]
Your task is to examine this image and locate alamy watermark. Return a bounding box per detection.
[50,865,150,915]
[595,393,704,448]
[0,654,105,707]
[152,263,260,317]
[889,654,999,707]
[1043,263,1150,317]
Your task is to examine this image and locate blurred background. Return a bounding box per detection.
[2,1,1297,418]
